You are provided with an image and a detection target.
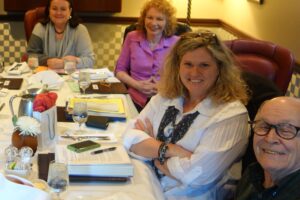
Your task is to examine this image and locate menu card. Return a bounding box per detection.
[83,82,128,94]
[0,78,23,90]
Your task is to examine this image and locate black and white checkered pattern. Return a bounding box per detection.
[286,72,300,97]
[0,23,27,66]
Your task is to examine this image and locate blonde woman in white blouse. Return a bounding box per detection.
[123,31,250,200]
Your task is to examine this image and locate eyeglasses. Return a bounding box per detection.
[249,120,300,140]
[180,31,219,46]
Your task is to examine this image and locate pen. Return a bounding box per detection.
[0,103,5,112]
[91,147,117,155]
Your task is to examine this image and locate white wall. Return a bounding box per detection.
[220,0,300,63]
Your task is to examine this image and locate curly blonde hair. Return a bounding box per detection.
[158,31,249,105]
[137,0,177,37]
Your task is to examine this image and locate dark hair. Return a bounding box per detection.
[41,0,81,28]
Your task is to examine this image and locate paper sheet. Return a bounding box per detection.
[56,144,131,165]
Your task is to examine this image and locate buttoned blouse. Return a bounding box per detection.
[123,94,249,199]
[115,30,178,81]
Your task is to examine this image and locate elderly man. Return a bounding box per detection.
[235,96,300,199]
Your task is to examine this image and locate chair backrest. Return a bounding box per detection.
[123,22,192,42]
[224,39,295,94]
[241,71,282,173]
[24,7,46,41]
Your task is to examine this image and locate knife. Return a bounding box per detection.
[61,135,110,140]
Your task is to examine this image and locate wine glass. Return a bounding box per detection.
[47,161,69,200]
[78,71,91,94]
[64,60,76,82]
[72,101,88,134]
[27,54,39,72]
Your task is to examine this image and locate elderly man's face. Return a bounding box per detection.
[253,98,300,177]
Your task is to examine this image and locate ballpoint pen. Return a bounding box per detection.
[91,147,117,155]
[0,103,5,112]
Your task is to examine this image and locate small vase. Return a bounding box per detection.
[11,130,38,154]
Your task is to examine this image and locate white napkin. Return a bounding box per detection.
[28,70,65,90]
[7,62,30,75]
[0,88,9,97]
[0,173,51,200]
[71,68,114,80]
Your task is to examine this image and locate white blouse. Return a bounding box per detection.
[123,94,249,199]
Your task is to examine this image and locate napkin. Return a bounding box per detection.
[0,173,51,200]
[0,88,9,97]
[71,68,114,80]
[28,70,65,90]
[7,62,30,75]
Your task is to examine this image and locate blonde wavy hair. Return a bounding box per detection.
[137,0,177,37]
[158,31,249,105]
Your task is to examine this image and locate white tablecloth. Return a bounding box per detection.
[0,71,164,200]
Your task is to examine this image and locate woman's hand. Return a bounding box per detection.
[154,159,176,179]
[47,58,64,69]
[136,78,157,97]
[63,55,79,63]
[135,118,154,137]
[167,143,192,158]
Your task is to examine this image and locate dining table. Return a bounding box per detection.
[0,70,165,200]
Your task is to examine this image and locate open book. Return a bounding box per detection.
[55,144,133,178]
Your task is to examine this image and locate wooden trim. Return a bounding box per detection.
[80,16,137,24]
[178,18,221,27]
[219,20,254,39]
[4,0,122,13]
[0,14,24,22]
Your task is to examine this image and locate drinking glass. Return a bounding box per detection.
[78,71,91,94]
[72,101,88,134]
[27,54,39,72]
[64,60,76,82]
[47,161,69,200]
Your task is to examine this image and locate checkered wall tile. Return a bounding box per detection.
[0,23,27,66]
[286,72,300,98]
[87,24,125,71]
[1,22,300,98]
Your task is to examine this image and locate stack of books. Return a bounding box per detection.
[55,144,134,181]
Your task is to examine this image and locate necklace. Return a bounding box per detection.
[54,28,64,34]
[148,39,159,50]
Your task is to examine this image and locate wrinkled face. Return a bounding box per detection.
[49,0,72,26]
[179,47,219,100]
[144,7,167,38]
[253,99,300,178]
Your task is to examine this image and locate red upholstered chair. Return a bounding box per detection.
[24,7,46,42]
[224,39,295,94]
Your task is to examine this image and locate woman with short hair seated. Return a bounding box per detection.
[123,31,250,199]
[27,0,95,69]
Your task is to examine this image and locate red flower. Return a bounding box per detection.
[33,92,58,112]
